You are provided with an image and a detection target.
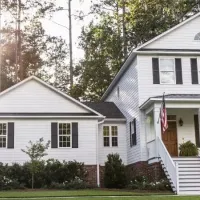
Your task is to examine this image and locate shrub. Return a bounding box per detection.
[104,153,127,188]
[0,160,88,190]
[179,141,199,156]
[127,176,171,191]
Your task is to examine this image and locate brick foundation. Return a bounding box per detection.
[126,161,165,182]
[86,162,165,188]
[85,165,97,187]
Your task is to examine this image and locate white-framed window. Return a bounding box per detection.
[58,123,71,148]
[159,58,176,84]
[103,126,118,147]
[0,123,7,148]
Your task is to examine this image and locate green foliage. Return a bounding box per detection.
[127,176,171,191]
[0,0,69,92]
[0,160,88,190]
[72,0,199,101]
[21,138,50,189]
[179,141,199,156]
[104,153,127,188]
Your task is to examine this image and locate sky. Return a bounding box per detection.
[42,0,93,62]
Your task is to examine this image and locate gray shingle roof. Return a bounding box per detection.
[84,102,125,119]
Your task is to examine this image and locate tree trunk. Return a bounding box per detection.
[32,173,34,189]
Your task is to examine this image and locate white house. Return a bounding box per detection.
[1,12,200,195]
[0,76,126,187]
[101,12,200,194]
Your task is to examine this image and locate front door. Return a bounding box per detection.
[162,121,178,157]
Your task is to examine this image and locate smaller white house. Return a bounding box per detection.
[0,76,126,187]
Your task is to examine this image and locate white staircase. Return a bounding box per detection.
[157,136,200,195]
[173,157,200,195]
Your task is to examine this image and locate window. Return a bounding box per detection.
[103,126,118,147]
[0,123,7,148]
[160,58,175,84]
[194,32,200,41]
[130,119,137,147]
[58,123,71,148]
[111,126,118,147]
[103,126,110,147]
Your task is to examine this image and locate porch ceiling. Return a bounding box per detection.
[140,94,200,110]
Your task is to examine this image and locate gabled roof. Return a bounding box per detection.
[84,102,125,119]
[0,76,105,118]
[135,12,200,51]
[101,12,200,101]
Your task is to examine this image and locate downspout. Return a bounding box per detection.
[96,118,105,187]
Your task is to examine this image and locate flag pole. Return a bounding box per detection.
[157,92,165,124]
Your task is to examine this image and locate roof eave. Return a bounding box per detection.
[140,98,200,110]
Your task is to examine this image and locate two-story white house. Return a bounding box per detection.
[102,12,200,195]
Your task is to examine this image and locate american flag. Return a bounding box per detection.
[160,94,168,133]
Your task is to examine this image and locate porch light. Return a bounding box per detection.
[179,118,183,126]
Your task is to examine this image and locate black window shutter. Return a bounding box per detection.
[175,58,183,84]
[191,58,198,84]
[72,123,78,148]
[152,58,160,84]
[194,115,200,148]
[129,122,132,147]
[7,122,14,149]
[51,123,58,148]
[132,118,137,146]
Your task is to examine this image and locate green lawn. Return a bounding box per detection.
[0,190,172,198]
[0,190,199,200]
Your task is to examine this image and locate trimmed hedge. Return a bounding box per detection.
[0,159,88,190]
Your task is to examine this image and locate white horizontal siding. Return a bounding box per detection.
[105,59,144,165]
[98,122,127,166]
[0,119,98,165]
[144,16,200,49]
[138,55,200,105]
[0,80,89,113]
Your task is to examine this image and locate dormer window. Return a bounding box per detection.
[194,32,200,40]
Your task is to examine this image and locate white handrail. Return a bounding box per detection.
[157,137,177,192]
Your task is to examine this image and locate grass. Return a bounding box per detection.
[0,189,172,198]
[0,190,199,200]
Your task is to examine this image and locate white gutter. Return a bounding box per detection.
[137,51,200,55]
[0,116,105,119]
[96,119,105,187]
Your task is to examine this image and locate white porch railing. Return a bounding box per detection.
[157,136,177,192]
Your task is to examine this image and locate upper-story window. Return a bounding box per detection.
[152,57,182,85]
[194,32,200,41]
[160,58,176,84]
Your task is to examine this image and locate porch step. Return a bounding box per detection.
[173,158,200,195]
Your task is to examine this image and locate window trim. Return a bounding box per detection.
[58,122,72,149]
[0,122,7,149]
[103,125,118,148]
[159,57,176,85]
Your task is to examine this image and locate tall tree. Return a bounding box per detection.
[0,0,69,92]
[72,0,199,101]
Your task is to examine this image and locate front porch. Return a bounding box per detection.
[141,95,200,195]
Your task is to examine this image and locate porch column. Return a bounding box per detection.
[154,105,161,157]
[153,105,161,139]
